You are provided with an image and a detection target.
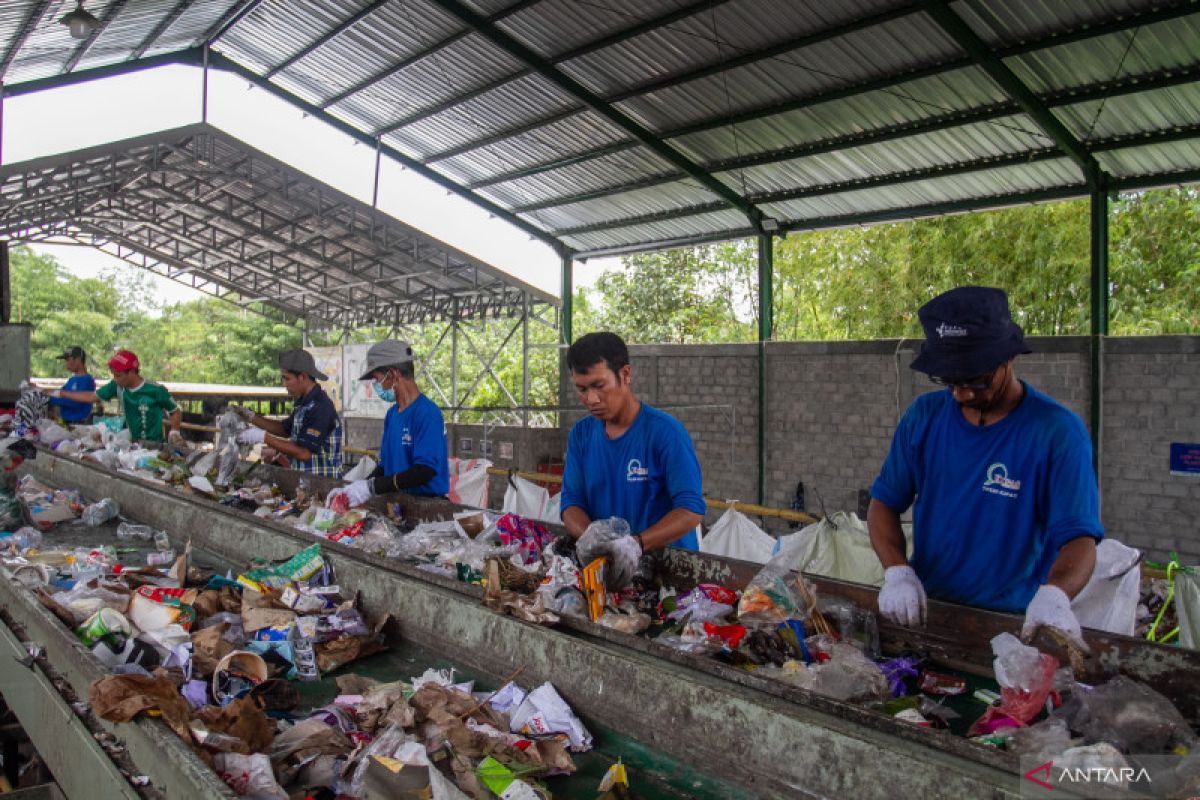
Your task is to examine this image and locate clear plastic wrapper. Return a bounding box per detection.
[1054,675,1197,754]
[81,497,120,526]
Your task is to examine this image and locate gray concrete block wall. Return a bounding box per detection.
[345,335,1200,562]
[1102,339,1200,563]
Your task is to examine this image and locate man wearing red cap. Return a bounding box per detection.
[54,350,182,444]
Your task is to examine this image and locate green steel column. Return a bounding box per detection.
[560,249,573,346]
[1089,179,1109,479]
[757,234,774,505]
[559,250,574,416]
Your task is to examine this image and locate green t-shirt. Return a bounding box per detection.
[96,380,178,442]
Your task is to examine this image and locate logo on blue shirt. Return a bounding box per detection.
[626,459,648,482]
[982,462,1022,498]
[402,428,412,446]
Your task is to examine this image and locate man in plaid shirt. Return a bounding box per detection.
[232,349,343,478]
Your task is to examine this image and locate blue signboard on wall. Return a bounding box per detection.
[1170,443,1200,477]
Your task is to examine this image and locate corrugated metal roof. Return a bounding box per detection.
[0,0,1196,257]
[0,123,555,326]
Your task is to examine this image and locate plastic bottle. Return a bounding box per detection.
[116,522,154,541]
[153,530,171,551]
[81,498,120,527]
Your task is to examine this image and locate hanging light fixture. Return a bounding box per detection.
[59,2,99,40]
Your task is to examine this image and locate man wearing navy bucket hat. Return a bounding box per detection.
[868,286,1102,649]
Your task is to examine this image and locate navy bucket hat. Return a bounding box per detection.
[910,286,1031,380]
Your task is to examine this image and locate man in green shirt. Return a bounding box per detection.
[55,350,182,444]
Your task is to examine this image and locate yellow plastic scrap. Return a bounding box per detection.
[581,558,609,623]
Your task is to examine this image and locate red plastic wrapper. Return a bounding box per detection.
[329,493,351,514]
[694,583,739,606]
[703,622,748,648]
[329,520,365,544]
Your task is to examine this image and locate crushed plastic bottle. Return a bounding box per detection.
[153,530,171,551]
[81,498,120,527]
[116,523,154,541]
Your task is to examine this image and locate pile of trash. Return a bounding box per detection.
[0,480,609,799]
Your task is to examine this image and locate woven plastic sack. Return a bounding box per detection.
[700,507,776,564]
[448,457,491,508]
[770,511,890,587]
[1070,539,1141,636]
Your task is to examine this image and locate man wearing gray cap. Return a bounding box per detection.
[232,349,343,478]
[328,340,448,508]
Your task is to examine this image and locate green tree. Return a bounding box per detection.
[9,246,123,377]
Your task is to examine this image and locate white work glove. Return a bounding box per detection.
[167,430,184,445]
[577,524,642,591]
[1022,584,1088,652]
[328,479,373,509]
[237,428,265,445]
[228,404,255,423]
[878,565,927,627]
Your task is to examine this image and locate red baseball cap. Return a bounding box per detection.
[108,350,140,372]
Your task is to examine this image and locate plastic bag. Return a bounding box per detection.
[1178,571,1200,649]
[215,410,246,487]
[215,751,288,799]
[342,455,376,483]
[37,420,70,446]
[81,497,120,526]
[447,457,491,509]
[502,474,553,520]
[770,511,892,587]
[701,507,777,564]
[1071,539,1142,635]
[1054,675,1196,753]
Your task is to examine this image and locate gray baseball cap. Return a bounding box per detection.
[358,340,414,380]
[278,349,328,381]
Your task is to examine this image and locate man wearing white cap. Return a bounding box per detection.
[231,349,343,478]
[328,340,448,508]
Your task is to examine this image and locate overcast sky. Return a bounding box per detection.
[2,64,615,307]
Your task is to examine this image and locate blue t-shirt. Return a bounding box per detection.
[561,403,707,550]
[870,382,1103,613]
[50,373,96,422]
[379,394,449,497]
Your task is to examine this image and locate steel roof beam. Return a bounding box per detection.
[373,0,736,136]
[443,2,1196,176]
[0,0,53,81]
[131,0,197,60]
[62,0,130,74]
[919,0,1099,184]
[198,0,268,47]
[552,125,1196,236]
[3,48,201,100]
[317,0,545,110]
[506,64,1200,212]
[205,52,561,249]
[265,0,392,80]
[425,0,764,228]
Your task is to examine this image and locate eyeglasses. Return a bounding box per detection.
[929,368,998,391]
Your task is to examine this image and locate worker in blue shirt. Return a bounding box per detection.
[329,339,449,508]
[561,332,706,590]
[48,346,95,423]
[869,286,1101,649]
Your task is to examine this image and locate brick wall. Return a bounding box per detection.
[346,336,1200,562]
